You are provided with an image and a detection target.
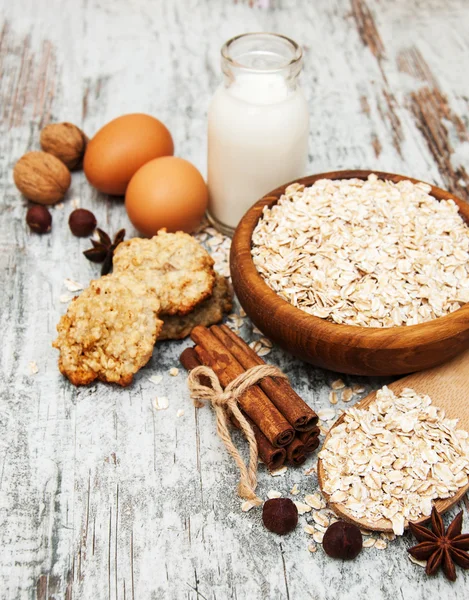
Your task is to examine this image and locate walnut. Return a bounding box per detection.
[40,122,88,170]
[13,151,71,205]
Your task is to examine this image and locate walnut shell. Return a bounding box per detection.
[13,151,71,205]
[40,122,88,170]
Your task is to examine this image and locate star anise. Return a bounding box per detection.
[83,228,125,276]
[408,506,469,581]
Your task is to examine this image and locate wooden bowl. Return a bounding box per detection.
[230,170,469,376]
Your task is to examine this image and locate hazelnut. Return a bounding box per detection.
[69,209,97,237]
[323,521,363,560]
[40,122,88,170]
[262,498,298,535]
[26,205,52,234]
[13,151,71,205]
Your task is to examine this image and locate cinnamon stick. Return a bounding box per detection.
[213,324,318,431]
[191,326,295,448]
[231,415,286,472]
[298,428,320,453]
[180,348,212,388]
[286,438,306,466]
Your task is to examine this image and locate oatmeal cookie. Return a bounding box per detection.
[112,230,215,316]
[159,274,233,341]
[53,275,162,386]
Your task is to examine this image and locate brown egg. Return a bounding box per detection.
[125,157,208,235]
[84,113,174,195]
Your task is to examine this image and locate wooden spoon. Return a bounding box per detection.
[317,349,469,532]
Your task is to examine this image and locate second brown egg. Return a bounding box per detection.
[125,157,208,235]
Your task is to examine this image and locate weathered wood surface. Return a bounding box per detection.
[1,0,469,598]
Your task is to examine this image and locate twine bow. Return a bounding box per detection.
[187,364,287,505]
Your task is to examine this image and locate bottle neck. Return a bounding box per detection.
[221,33,303,103]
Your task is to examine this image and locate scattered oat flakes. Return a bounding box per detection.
[308,543,317,553]
[363,538,376,548]
[374,539,387,550]
[64,278,83,292]
[304,466,317,476]
[267,489,282,499]
[241,499,259,512]
[312,512,330,528]
[381,532,396,541]
[329,391,338,405]
[29,361,39,375]
[55,202,64,210]
[59,293,74,303]
[176,409,185,417]
[239,308,246,317]
[331,379,345,391]
[304,524,316,535]
[149,375,163,385]
[352,384,366,394]
[342,387,354,402]
[313,531,324,544]
[360,529,372,536]
[169,367,179,377]
[71,198,80,209]
[290,484,300,496]
[259,337,273,348]
[257,347,271,357]
[249,341,262,353]
[154,396,169,410]
[252,325,262,335]
[318,408,336,421]
[270,466,288,477]
[408,555,427,568]
[294,502,312,515]
[305,494,324,510]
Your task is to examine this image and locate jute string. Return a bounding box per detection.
[187,364,288,505]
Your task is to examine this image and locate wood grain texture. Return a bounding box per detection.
[1,0,469,598]
[231,170,469,376]
[318,349,469,531]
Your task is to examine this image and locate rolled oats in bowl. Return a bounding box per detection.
[251,174,469,327]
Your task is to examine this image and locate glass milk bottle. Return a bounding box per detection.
[207,33,309,235]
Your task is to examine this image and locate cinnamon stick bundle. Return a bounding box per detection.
[180,347,286,471]
[190,326,295,448]
[213,325,318,431]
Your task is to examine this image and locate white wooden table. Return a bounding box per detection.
[1,1,469,598]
